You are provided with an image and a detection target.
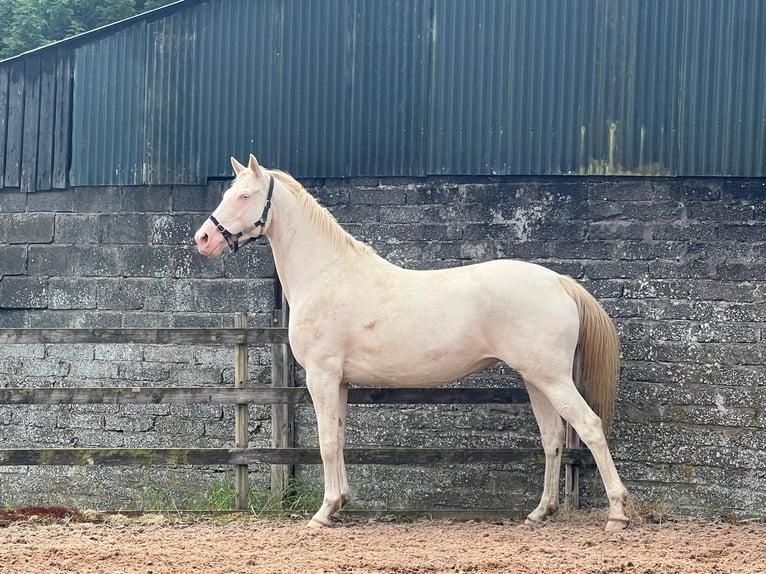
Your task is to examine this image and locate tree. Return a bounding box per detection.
[2,0,48,58]
[0,0,175,59]
[67,0,139,36]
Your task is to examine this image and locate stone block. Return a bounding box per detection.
[48,277,98,309]
[122,186,172,212]
[117,362,172,383]
[0,190,27,213]
[379,204,448,224]
[119,312,173,327]
[171,184,222,212]
[28,245,121,277]
[26,191,74,212]
[327,204,379,224]
[0,245,27,275]
[94,344,143,362]
[68,360,119,379]
[45,344,95,361]
[54,214,99,243]
[28,245,76,275]
[120,245,175,278]
[349,188,407,205]
[96,278,147,310]
[98,213,151,244]
[77,246,122,277]
[405,184,461,205]
[311,187,350,206]
[0,276,47,308]
[1,213,54,243]
[150,214,199,245]
[73,187,122,213]
[220,245,277,279]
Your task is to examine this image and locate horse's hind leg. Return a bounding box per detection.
[305,368,349,528]
[531,376,629,531]
[524,382,565,524]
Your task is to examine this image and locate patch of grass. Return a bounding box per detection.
[277,477,325,512]
[133,473,327,515]
[205,480,238,511]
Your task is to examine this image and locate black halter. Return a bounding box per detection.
[208,175,275,253]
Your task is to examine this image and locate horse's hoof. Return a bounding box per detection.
[605,517,630,532]
[523,517,545,528]
[306,517,331,529]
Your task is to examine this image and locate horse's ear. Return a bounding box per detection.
[230,156,246,175]
[248,154,263,177]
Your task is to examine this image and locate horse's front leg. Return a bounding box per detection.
[305,367,348,528]
[336,383,351,512]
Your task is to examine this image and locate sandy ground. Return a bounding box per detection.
[1,511,765,574]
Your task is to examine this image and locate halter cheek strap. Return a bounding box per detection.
[208,175,275,253]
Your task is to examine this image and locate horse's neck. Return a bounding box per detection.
[266,182,370,303]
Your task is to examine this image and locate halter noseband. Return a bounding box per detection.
[208,175,275,253]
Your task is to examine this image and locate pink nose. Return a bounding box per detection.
[194,220,225,257]
[195,229,210,249]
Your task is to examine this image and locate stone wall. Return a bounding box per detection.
[1,176,764,519]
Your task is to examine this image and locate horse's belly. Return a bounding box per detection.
[341,347,499,387]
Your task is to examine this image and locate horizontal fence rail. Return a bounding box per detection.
[0,447,593,467]
[0,324,590,513]
[0,327,289,345]
[0,386,531,406]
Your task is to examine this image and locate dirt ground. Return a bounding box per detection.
[1,511,765,574]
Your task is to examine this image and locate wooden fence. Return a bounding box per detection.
[0,312,592,513]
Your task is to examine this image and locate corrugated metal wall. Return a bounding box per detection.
[197,0,432,178]
[2,0,765,188]
[72,26,148,185]
[680,0,766,176]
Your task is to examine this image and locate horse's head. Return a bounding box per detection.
[195,154,275,257]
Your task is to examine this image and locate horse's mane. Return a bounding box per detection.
[267,169,371,256]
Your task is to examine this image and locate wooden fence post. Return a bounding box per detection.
[271,280,295,499]
[233,312,250,510]
[564,423,580,509]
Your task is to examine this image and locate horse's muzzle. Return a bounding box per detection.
[194,220,227,258]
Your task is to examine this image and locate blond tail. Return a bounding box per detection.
[558,276,620,430]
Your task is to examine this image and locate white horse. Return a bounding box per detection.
[195,154,629,531]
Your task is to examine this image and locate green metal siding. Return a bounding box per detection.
[72,26,148,185]
[2,0,765,188]
[680,0,766,176]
